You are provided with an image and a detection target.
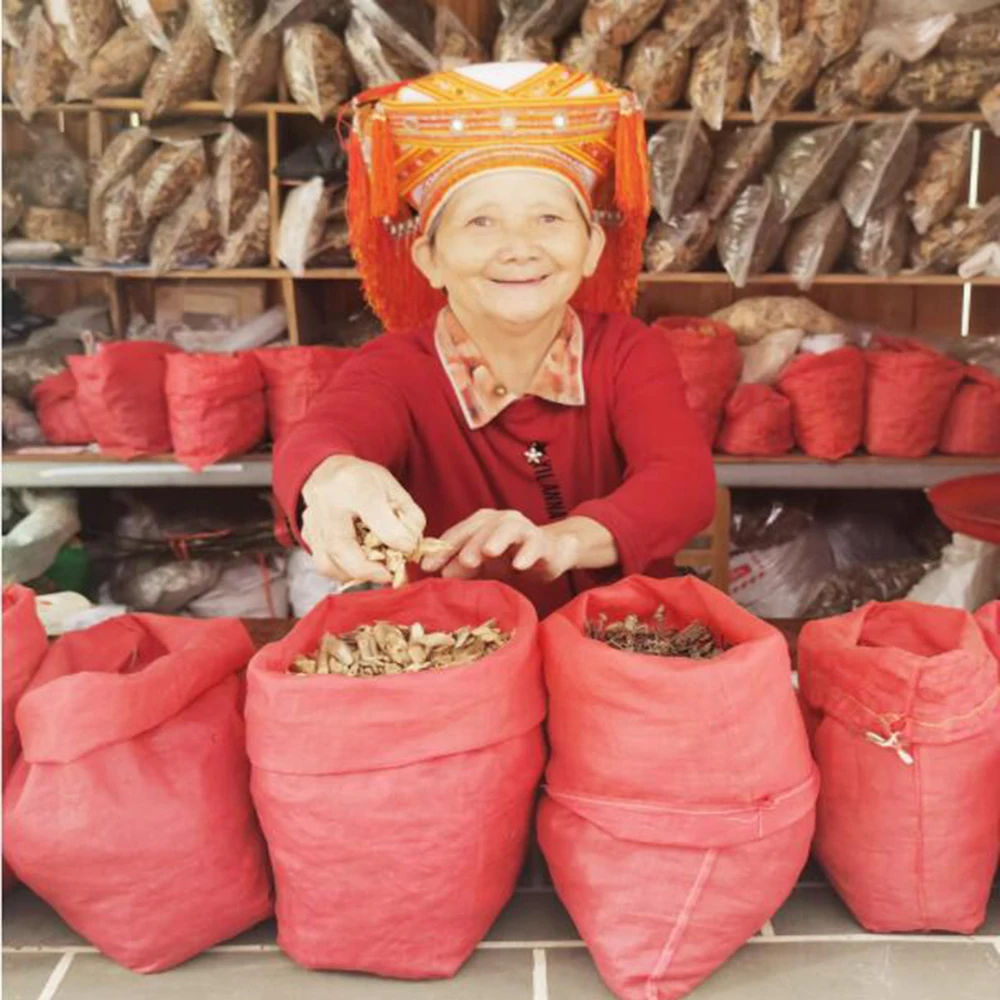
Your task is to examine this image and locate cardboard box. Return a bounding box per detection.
[154,282,267,333]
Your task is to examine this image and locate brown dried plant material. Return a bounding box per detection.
[849,199,909,277]
[748,31,824,122]
[213,24,282,117]
[711,295,840,342]
[290,618,511,678]
[911,197,1000,274]
[687,18,752,131]
[648,116,713,223]
[24,128,88,211]
[904,124,973,237]
[141,8,216,120]
[308,218,353,266]
[703,122,773,221]
[22,206,87,249]
[586,607,727,659]
[746,0,800,63]
[643,209,716,273]
[938,6,1000,58]
[95,175,150,262]
[42,0,117,67]
[772,121,856,223]
[284,22,353,121]
[4,0,39,49]
[981,82,1000,138]
[66,24,155,100]
[149,178,221,273]
[813,46,901,115]
[579,0,665,47]
[191,0,254,58]
[136,138,207,223]
[717,177,789,287]
[10,8,73,122]
[889,55,1000,112]
[783,201,848,290]
[660,0,728,51]
[212,125,266,237]
[352,519,450,591]
[3,185,24,235]
[801,0,871,66]
[92,126,154,201]
[493,31,555,62]
[623,29,690,114]
[116,0,183,52]
[215,190,269,268]
[560,32,623,84]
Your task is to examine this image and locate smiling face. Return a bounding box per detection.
[411,170,606,330]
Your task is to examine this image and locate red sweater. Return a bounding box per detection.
[273,310,716,617]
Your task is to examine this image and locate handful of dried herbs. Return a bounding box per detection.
[353,519,449,589]
[586,607,727,659]
[291,619,511,677]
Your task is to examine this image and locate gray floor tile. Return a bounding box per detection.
[219,918,277,947]
[485,890,579,942]
[2,887,85,948]
[2,953,61,1000]
[55,949,534,1000]
[546,950,617,1000]
[771,886,861,936]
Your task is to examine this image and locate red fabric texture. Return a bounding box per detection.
[777,347,866,460]
[165,353,266,471]
[253,346,354,442]
[717,384,794,456]
[31,370,92,445]
[653,317,742,448]
[69,342,178,458]
[939,365,1000,456]
[245,580,546,977]
[976,600,1000,662]
[865,337,964,458]
[799,602,1000,933]
[538,576,819,1000]
[3,615,272,972]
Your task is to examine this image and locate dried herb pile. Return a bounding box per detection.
[586,607,727,659]
[353,519,450,589]
[291,619,510,677]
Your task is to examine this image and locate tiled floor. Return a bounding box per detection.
[3,876,998,999]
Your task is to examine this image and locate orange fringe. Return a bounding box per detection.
[368,112,400,219]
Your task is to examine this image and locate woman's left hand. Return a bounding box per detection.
[420,509,579,582]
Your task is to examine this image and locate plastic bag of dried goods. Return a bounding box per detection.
[215,191,269,269]
[660,0,728,49]
[493,0,588,56]
[904,124,974,236]
[703,122,773,221]
[9,8,73,122]
[958,240,1000,278]
[622,29,690,113]
[540,576,819,1000]
[908,538,1000,613]
[740,327,804,384]
[939,364,1000,456]
[287,546,342,617]
[246,580,545,976]
[344,7,420,86]
[579,0,665,45]
[23,128,88,213]
[109,557,220,613]
[21,207,87,251]
[799,603,1000,933]
[865,336,964,457]
[814,46,901,114]
[938,5,1000,55]
[213,23,282,116]
[688,16,751,130]
[493,32,555,61]
[802,0,873,66]
[772,121,856,223]
[642,210,716,273]
[187,555,290,619]
[778,346,867,459]
[718,383,794,456]
[861,11,956,63]
[717,177,789,287]
[3,185,24,235]
[284,22,353,121]
[3,0,37,48]
[31,369,92,445]
[141,8,216,120]
[258,0,351,35]
[838,111,919,227]
[65,24,155,100]
[434,5,482,70]
[911,197,1000,272]
[712,295,841,342]
[190,0,254,58]
[889,53,1000,110]
[348,0,437,78]
[749,31,824,121]
[981,81,1000,135]
[2,395,45,446]
[149,179,221,274]
[849,198,911,275]
[135,137,207,223]
[42,0,117,67]
[804,558,939,617]
[277,177,330,275]
[91,127,154,204]
[4,615,273,971]
[213,126,266,238]
[648,115,713,223]
[783,201,849,290]
[94,176,150,263]
[747,0,801,62]
[559,32,623,83]
[115,0,183,52]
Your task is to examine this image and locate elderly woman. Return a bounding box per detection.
[273,62,715,617]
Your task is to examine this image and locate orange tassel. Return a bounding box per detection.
[368,112,399,220]
[614,95,651,220]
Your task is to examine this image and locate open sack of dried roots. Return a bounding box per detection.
[538,574,819,1000]
[245,579,545,977]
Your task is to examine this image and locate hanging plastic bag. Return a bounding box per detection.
[136,137,208,223]
[687,17,752,131]
[938,365,1000,456]
[141,8,216,120]
[718,383,794,456]
[215,190,270,268]
[648,116,713,223]
[31,369,92,445]
[622,29,690,113]
[190,0,254,58]
[888,53,1000,110]
[42,0,117,67]
[213,126,267,238]
[560,32,624,84]
[434,5,483,70]
[245,580,545,976]
[539,576,819,1000]
[277,176,330,275]
[861,11,956,63]
[798,602,1000,932]
[94,176,151,264]
[904,123,973,236]
[748,30,824,121]
[9,7,74,122]
[91,126,154,204]
[717,177,789,287]
[911,196,1000,272]
[814,45,901,114]
[149,179,222,274]
[3,615,272,971]
[772,122,856,223]
[493,0,588,58]
[65,24,156,101]
[802,0,874,66]
[703,122,773,221]
[849,199,911,275]
[579,0,666,45]
[981,81,1000,136]
[783,201,849,290]
[115,0,182,52]
[660,0,729,50]
[284,21,353,121]
[747,0,801,63]
[938,5,1000,55]
[213,22,282,116]
[642,210,717,273]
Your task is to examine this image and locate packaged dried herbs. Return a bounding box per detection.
[9,8,73,122]
[838,111,919,228]
[277,176,330,275]
[717,177,789,287]
[149,179,221,274]
[191,0,255,58]
[493,32,556,61]
[23,128,88,212]
[746,0,800,63]
[559,32,623,84]
[712,295,841,341]
[643,210,716,273]
[889,54,1000,111]
[91,126,154,202]
[22,206,87,250]
[801,0,872,66]
[42,0,117,67]
[703,122,773,221]
[783,201,848,290]
[981,81,1000,137]
[494,0,588,46]
[213,125,266,238]
[66,25,156,101]
[849,199,910,277]
[904,124,973,237]
[579,0,665,46]
[772,121,856,223]
[434,5,483,70]
[3,0,38,49]
[938,6,1000,57]
[95,176,150,263]
[648,116,713,223]
[813,46,901,114]
[586,607,727,659]
[622,29,690,113]
[3,185,24,235]
[136,138,207,223]
[213,24,282,117]
[141,9,217,120]
[687,18,751,131]
[660,0,728,50]
[911,197,1000,273]
[215,190,269,268]
[115,0,183,52]
[748,31,823,122]
[287,21,353,118]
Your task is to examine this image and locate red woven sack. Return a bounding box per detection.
[3,615,272,972]
[253,346,354,442]
[939,365,1000,456]
[246,579,545,978]
[69,341,178,458]
[165,353,266,471]
[653,317,742,448]
[539,576,819,1000]
[865,337,964,457]
[976,600,1000,662]
[777,347,866,460]
[717,384,794,456]
[31,370,92,445]
[799,602,1000,933]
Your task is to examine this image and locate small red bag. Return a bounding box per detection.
[717,384,794,456]
[653,317,742,448]
[253,346,354,442]
[539,576,819,1000]
[246,579,545,978]
[799,602,1000,933]
[165,353,266,471]
[3,615,271,972]
[865,337,964,457]
[939,365,1000,456]
[69,341,178,457]
[777,347,866,460]
[31,370,92,445]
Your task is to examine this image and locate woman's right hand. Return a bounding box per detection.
[300,455,426,585]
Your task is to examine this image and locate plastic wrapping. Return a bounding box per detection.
[287,546,342,617]
[687,18,752,131]
[717,383,795,456]
[494,0,588,49]
[213,23,282,116]
[136,138,208,223]
[284,21,353,120]
[747,0,801,62]
[492,32,556,61]
[648,116,712,223]
[804,558,937,617]
[748,31,824,121]
[889,54,1000,110]
[660,0,729,49]
[904,123,973,236]
[42,0,117,66]
[939,364,1000,456]
[717,177,789,287]
[167,305,287,354]
[344,0,436,88]
[213,126,266,238]
[2,492,80,585]
[434,6,483,70]
[215,190,269,268]
[191,0,255,58]
[938,5,1000,55]
[2,395,46,446]
[802,0,873,65]
[814,46,901,114]
[188,556,289,619]
[703,122,773,221]
[958,240,1000,278]
[65,24,156,101]
[141,9,217,120]
[861,11,956,62]
[849,198,911,275]
[21,207,87,250]
[3,0,37,49]
[772,121,856,223]
[559,32,623,83]
[712,295,841,342]
[277,176,330,275]
[258,0,352,35]
[907,536,1000,611]
[783,201,849,290]
[95,176,150,264]
[642,210,716,273]
[91,127,154,203]
[741,327,804,384]
[115,0,181,52]
[622,29,690,113]
[981,81,1000,136]
[579,0,665,45]
[149,179,221,274]
[911,196,1000,272]
[23,129,88,212]
[9,7,73,122]
[838,111,919,227]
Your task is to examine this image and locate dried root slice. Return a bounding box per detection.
[352,518,449,590]
[586,606,727,659]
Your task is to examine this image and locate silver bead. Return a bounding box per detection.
[450,117,465,132]
[553,113,567,129]
[500,113,517,133]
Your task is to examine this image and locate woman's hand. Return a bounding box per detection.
[301,455,426,585]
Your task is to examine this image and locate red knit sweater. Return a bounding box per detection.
[273,310,716,617]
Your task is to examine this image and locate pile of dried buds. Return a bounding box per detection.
[291,619,511,677]
[586,607,727,659]
[353,519,450,589]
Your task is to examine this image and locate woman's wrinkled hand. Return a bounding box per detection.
[301,455,426,585]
